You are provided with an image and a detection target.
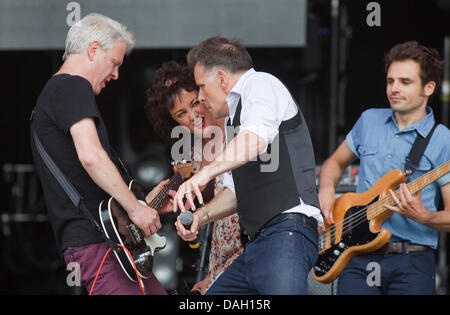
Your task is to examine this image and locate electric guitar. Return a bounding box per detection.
[98,162,195,282]
[313,161,449,284]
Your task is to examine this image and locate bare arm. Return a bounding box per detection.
[70,118,161,236]
[318,140,358,225]
[175,187,237,241]
[173,130,266,212]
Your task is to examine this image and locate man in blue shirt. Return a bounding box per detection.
[318,41,450,294]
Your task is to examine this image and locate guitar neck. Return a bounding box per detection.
[368,161,449,219]
[147,172,184,210]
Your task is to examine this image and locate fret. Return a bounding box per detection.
[322,163,448,241]
[148,172,185,210]
[314,162,448,282]
[367,161,449,220]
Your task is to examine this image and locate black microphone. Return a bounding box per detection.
[179,211,200,249]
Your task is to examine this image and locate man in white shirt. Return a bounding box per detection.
[173,36,322,294]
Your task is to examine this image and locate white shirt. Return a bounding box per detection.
[222,68,323,225]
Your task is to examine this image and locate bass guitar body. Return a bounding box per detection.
[313,169,406,283]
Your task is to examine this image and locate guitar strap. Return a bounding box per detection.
[30,109,119,251]
[404,122,438,176]
[109,146,133,183]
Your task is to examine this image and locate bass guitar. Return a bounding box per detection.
[99,161,195,282]
[313,161,449,283]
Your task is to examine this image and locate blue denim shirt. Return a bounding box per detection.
[345,107,450,249]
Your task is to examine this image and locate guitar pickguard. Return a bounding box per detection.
[145,233,167,255]
[314,201,379,278]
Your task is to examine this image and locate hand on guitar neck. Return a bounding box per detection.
[384,181,450,232]
[125,178,175,238]
[313,161,449,283]
[131,178,180,236]
[383,183,427,222]
[145,178,176,216]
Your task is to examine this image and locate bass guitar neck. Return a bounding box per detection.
[313,161,449,284]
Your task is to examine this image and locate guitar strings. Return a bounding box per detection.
[346,165,446,234]
[318,191,395,249]
[322,163,445,241]
[318,180,421,249]
[156,174,182,204]
[318,164,448,249]
[149,163,199,210]
[153,175,183,207]
[319,165,447,248]
[148,172,183,209]
[148,177,175,208]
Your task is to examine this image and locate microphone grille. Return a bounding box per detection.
[179,211,193,225]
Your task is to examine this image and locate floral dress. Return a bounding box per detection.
[204,172,243,290]
[190,150,243,291]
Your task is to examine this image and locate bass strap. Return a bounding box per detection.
[404,122,438,176]
[30,109,118,251]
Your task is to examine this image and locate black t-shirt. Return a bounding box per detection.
[31,74,112,253]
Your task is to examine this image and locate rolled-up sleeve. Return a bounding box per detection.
[222,171,236,195]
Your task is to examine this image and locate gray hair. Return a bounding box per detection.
[63,13,135,61]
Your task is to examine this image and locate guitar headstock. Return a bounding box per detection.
[172,160,195,180]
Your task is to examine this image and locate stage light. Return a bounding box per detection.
[132,142,172,191]
[135,158,169,189]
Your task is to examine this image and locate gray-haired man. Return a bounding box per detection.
[30,13,169,295]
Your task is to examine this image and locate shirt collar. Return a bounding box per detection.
[385,106,436,138]
[225,68,256,123]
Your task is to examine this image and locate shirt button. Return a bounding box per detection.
[387,154,392,159]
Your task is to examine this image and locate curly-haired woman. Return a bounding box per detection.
[145,61,242,294]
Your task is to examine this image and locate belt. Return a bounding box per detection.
[245,212,318,241]
[373,241,434,254]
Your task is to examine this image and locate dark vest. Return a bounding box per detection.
[227,99,320,236]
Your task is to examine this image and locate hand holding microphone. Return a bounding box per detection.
[178,210,200,249]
